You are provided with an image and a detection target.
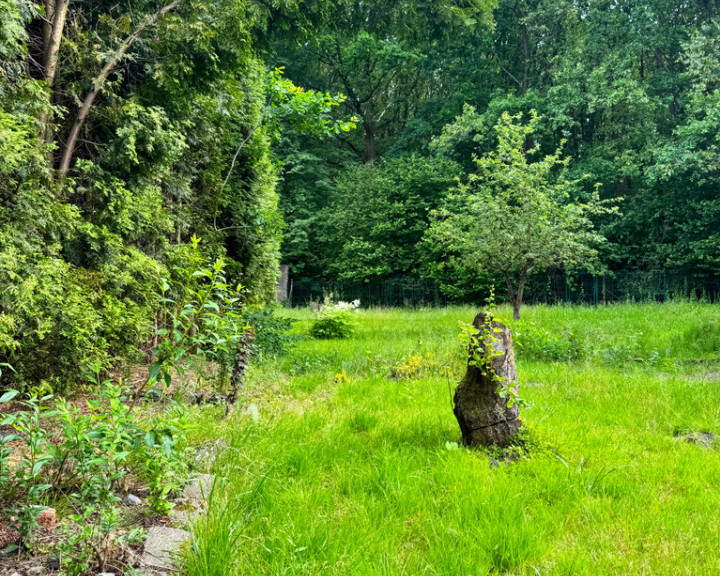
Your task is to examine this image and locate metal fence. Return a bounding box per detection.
[524,270,720,305]
[286,270,720,308]
[288,277,449,307]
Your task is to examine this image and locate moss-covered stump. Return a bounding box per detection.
[454,313,521,447]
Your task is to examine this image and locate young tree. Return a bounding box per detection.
[427,111,617,320]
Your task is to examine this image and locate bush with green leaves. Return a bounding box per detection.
[309,301,359,339]
[246,308,298,358]
[0,389,54,553]
[513,323,584,362]
[141,235,251,399]
[0,233,157,393]
[0,380,187,570]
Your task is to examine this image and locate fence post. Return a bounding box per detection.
[593,276,599,307]
[565,271,570,304]
[663,269,667,303]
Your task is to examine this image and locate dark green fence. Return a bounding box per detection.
[288,278,448,307]
[287,271,720,308]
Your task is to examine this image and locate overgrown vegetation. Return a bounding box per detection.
[185,304,720,575]
[0,251,275,573]
[308,300,359,339]
[0,0,354,393]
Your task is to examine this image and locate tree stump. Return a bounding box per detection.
[453,313,521,447]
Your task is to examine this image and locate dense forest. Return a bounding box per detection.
[2,0,720,386]
[274,0,720,294]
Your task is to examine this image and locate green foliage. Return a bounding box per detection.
[147,236,249,397]
[266,67,357,141]
[513,323,583,362]
[427,112,617,318]
[317,156,461,282]
[0,391,53,552]
[309,301,358,339]
[139,401,193,514]
[0,0,368,393]
[0,375,195,570]
[246,308,298,358]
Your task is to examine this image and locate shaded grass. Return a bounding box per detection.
[185,303,720,575]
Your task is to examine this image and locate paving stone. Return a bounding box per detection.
[182,473,215,504]
[140,526,191,571]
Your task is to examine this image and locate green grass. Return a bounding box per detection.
[186,303,720,575]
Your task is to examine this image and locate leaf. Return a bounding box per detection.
[145,431,157,448]
[148,363,161,382]
[0,390,19,404]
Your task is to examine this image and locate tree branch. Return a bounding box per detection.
[58,0,182,177]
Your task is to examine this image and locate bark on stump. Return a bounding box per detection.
[453,313,521,447]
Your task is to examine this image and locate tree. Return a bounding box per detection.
[317,155,461,281]
[271,0,496,163]
[427,111,616,320]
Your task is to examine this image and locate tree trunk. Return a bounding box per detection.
[58,0,182,177]
[38,0,69,149]
[363,101,376,163]
[453,313,521,447]
[514,274,526,321]
[364,125,376,163]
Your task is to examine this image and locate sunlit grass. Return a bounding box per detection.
[186,303,720,575]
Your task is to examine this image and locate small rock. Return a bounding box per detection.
[674,428,715,447]
[123,493,143,507]
[27,568,44,576]
[97,573,116,576]
[141,526,191,570]
[36,507,56,531]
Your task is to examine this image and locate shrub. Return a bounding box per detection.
[309,301,359,339]
[513,323,584,362]
[246,308,297,358]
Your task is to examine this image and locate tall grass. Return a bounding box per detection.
[185,303,720,575]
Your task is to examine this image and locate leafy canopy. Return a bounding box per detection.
[427,111,618,317]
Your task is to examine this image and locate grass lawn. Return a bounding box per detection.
[185,303,720,575]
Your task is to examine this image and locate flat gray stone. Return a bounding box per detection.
[169,506,202,529]
[182,474,215,504]
[140,526,191,570]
